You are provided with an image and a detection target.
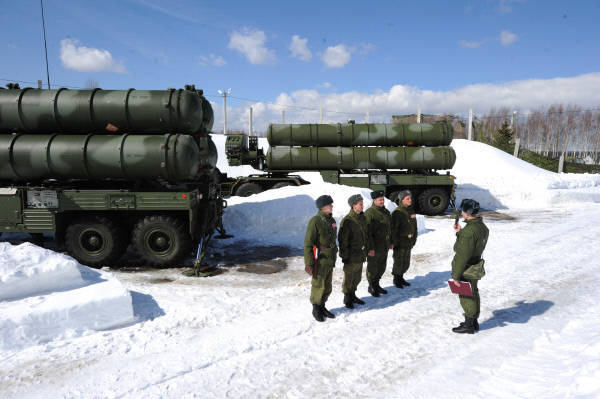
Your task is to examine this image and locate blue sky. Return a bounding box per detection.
[2,0,599,129]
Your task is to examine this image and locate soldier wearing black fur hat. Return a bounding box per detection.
[450,199,489,334]
[364,190,392,297]
[304,195,338,322]
[391,190,418,288]
[338,194,371,309]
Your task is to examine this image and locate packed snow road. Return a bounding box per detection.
[2,204,599,398]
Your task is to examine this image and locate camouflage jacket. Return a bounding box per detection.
[304,210,338,267]
[451,217,489,281]
[365,204,392,252]
[338,210,371,264]
[391,205,418,249]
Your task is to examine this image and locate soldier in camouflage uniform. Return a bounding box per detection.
[338,194,371,309]
[391,190,418,288]
[365,190,392,297]
[450,199,489,334]
[304,195,338,322]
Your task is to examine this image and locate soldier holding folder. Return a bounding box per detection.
[450,199,489,334]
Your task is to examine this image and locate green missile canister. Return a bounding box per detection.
[266,146,456,171]
[267,122,453,147]
[0,134,216,181]
[0,88,208,134]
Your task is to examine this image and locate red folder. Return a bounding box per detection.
[447,280,473,296]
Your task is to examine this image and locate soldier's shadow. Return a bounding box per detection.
[330,270,450,313]
[478,300,554,331]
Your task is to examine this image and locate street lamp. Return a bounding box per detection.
[218,88,232,135]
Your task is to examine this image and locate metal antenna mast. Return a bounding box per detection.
[40,0,51,89]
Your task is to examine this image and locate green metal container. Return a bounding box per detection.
[267,122,453,147]
[0,88,207,134]
[266,146,456,171]
[0,133,216,181]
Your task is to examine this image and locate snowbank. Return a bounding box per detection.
[449,139,600,209]
[0,242,135,350]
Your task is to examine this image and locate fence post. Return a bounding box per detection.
[468,108,473,140]
[320,107,323,123]
[558,153,564,173]
[249,107,253,135]
[513,138,520,158]
[417,108,421,123]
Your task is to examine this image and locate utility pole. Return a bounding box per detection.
[468,108,473,140]
[249,107,253,135]
[217,88,231,135]
[417,108,422,123]
[320,106,323,123]
[37,80,42,89]
[282,109,285,124]
[366,109,370,123]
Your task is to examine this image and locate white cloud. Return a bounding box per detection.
[228,28,276,65]
[198,54,226,67]
[289,35,312,62]
[317,82,332,89]
[60,39,127,74]
[500,30,519,46]
[321,44,352,68]
[458,39,486,49]
[214,73,600,131]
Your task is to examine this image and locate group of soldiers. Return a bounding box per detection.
[304,191,488,334]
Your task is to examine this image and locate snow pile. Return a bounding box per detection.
[0,242,135,350]
[450,139,600,209]
[223,174,425,246]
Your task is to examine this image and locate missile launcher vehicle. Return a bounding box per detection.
[225,121,457,215]
[0,85,225,268]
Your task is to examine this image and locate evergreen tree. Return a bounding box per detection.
[493,121,514,152]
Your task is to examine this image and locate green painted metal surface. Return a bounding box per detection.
[267,122,453,147]
[0,88,212,134]
[267,146,456,171]
[0,134,217,182]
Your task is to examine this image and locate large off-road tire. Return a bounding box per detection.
[131,215,191,267]
[235,182,262,197]
[272,181,294,189]
[65,217,126,267]
[418,188,450,216]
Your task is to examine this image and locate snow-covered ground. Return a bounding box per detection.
[1,139,600,398]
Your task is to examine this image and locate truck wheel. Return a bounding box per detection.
[131,215,191,267]
[65,217,126,267]
[235,182,262,197]
[418,188,450,216]
[272,182,294,189]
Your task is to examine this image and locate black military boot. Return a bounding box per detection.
[352,292,365,305]
[452,317,476,334]
[344,294,354,309]
[393,275,404,288]
[312,304,325,322]
[368,284,380,297]
[400,275,411,286]
[456,317,480,331]
[375,281,388,295]
[320,304,335,319]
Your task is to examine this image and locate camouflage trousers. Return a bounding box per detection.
[459,279,480,319]
[342,262,363,294]
[392,247,411,276]
[366,250,388,284]
[310,262,334,305]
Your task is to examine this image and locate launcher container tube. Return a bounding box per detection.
[0,88,214,134]
[267,122,453,147]
[266,145,456,171]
